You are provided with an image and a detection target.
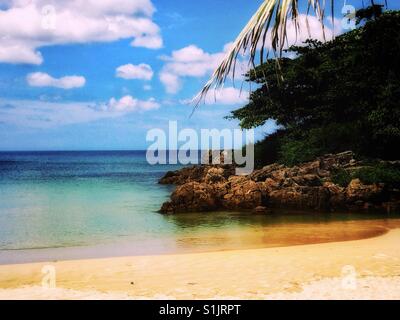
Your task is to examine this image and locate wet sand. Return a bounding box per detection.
[2,218,399,265]
[0,219,400,299]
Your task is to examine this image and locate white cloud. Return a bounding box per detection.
[159,72,181,94]
[183,87,248,106]
[143,84,152,91]
[131,34,163,49]
[159,44,248,94]
[106,95,160,113]
[260,15,342,52]
[116,63,153,80]
[159,45,224,92]
[203,87,249,105]
[27,72,86,89]
[0,0,162,65]
[0,99,112,128]
[158,15,341,94]
[0,95,161,128]
[0,43,44,65]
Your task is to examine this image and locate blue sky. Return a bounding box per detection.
[0,0,396,150]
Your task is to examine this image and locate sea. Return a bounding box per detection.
[0,151,399,264]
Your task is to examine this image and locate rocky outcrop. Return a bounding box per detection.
[222,179,264,210]
[268,186,330,210]
[159,151,400,214]
[159,164,235,185]
[160,182,217,213]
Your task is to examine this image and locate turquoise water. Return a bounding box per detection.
[0,151,399,263]
[0,151,183,250]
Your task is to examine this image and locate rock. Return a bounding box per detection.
[297,160,321,175]
[158,164,235,185]
[292,174,322,186]
[159,201,175,214]
[158,165,206,185]
[249,163,285,182]
[268,186,330,210]
[319,151,355,170]
[262,178,281,193]
[222,179,264,210]
[204,167,226,184]
[253,206,268,214]
[346,179,385,203]
[323,181,346,209]
[202,150,231,165]
[158,151,398,214]
[160,182,217,213]
[270,169,287,184]
[227,175,248,185]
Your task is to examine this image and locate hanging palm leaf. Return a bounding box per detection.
[194,0,383,107]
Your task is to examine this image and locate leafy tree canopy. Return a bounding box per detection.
[230,10,400,164]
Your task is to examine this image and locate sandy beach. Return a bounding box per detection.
[0,227,400,300]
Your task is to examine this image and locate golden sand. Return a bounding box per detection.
[0,222,400,299]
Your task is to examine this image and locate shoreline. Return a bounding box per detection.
[1,217,399,265]
[1,226,400,299]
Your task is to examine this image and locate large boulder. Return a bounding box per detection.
[204,167,227,184]
[158,165,207,185]
[159,164,235,185]
[222,179,264,210]
[268,186,330,210]
[346,179,386,203]
[292,174,322,187]
[323,182,346,209]
[262,178,281,193]
[297,160,321,176]
[160,182,217,213]
[319,151,355,170]
[249,163,285,182]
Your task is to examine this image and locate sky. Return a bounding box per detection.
[0,0,396,151]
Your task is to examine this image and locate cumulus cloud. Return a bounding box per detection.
[203,87,249,105]
[183,87,248,106]
[0,0,162,64]
[27,72,86,89]
[159,45,224,94]
[106,95,160,113]
[260,14,342,52]
[159,44,248,94]
[131,34,163,49]
[0,95,160,128]
[159,72,181,94]
[158,15,341,94]
[116,63,153,80]
[0,99,111,128]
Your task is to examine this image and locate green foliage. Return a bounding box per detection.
[230,10,400,165]
[355,164,400,186]
[278,138,321,167]
[331,164,400,188]
[356,4,384,24]
[331,169,353,187]
[252,130,284,168]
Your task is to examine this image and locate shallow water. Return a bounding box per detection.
[0,151,399,264]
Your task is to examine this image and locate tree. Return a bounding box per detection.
[231,10,400,165]
[195,0,388,103]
